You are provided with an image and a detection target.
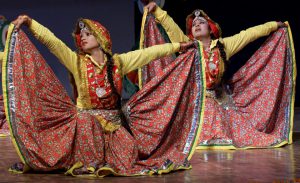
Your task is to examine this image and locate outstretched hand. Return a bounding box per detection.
[277,21,287,28]
[179,41,194,52]
[12,15,32,32]
[144,2,157,13]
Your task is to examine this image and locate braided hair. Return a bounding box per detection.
[106,54,121,107]
[106,54,133,135]
[216,40,233,96]
[216,40,228,73]
[208,34,231,97]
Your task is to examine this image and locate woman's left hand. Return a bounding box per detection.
[144,1,157,13]
[277,21,287,28]
[12,15,32,32]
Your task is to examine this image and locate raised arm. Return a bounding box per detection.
[115,42,184,75]
[223,21,279,60]
[13,15,78,74]
[146,2,190,43]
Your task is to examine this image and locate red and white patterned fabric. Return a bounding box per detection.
[2,20,204,176]
[197,26,296,149]
[140,15,296,149]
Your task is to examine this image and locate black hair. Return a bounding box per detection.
[210,31,230,82]
[216,40,228,72]
[106,54,120,106]
[106,54,133,135]
[216,40,233,96]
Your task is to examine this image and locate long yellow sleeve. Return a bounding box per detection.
[0,52,3,61]
[29,19,78,74]
[0,51,3,69]
[223,21,278,59]
[153,6,190,43]
[115,42,180,75]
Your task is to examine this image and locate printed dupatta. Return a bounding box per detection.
[124,10,207,161]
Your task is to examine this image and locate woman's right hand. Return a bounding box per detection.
[145,1,157,13]
[12,15,32,32]
[179,41,194,52]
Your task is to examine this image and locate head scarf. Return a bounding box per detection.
[186,9,222,39]
[73,18,112,56]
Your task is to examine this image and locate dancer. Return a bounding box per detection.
[143,2,296,149]
[2,14,196,177]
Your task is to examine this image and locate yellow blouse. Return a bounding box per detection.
[0,52,3,69]
[26,20,180,109]
[153,6,278,60]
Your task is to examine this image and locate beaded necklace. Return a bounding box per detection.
[204,45,219,73]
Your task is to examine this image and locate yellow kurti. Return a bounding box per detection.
[153,6,278,60]
[153,7,278,87]
[0,52,3,69]
[27,20,180,109]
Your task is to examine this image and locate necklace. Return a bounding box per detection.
[205,47,217,71]
[85,56,109,99]
[94,65,107,98]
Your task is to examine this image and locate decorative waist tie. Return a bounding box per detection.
[77,108,122,132]
[205,85,237,111]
